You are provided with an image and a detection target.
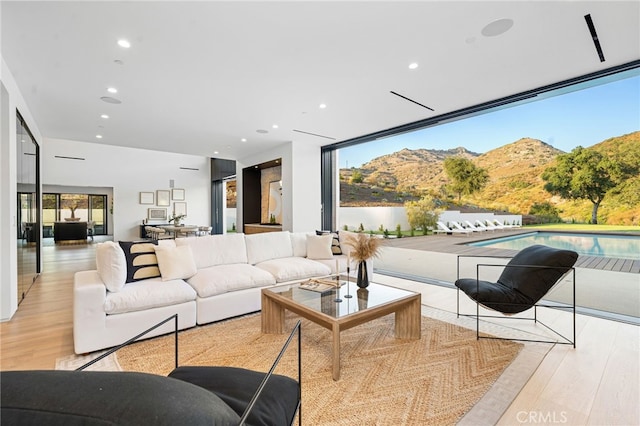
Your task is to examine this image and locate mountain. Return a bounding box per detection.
[469,138,563,214]
[339,132,640,225]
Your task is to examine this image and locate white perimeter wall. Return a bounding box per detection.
[44,138,211,241]
[338,207,522,232]
[339,207,410,232]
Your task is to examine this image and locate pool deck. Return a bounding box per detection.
[383,228,640,274]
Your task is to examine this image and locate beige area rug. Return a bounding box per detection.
[105,313,531,426]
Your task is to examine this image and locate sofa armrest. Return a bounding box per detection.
[73,270,108,353]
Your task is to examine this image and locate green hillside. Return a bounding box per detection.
[339,131,640,225]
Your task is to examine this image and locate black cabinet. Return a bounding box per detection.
[54,222,87,242]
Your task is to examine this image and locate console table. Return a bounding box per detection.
[54,221,88,242]
[244,223,282,234]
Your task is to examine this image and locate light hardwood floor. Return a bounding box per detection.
[1,241,638,425]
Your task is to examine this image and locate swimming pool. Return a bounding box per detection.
[468,232,640,260]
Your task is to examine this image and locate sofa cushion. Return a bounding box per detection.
[245,231,293,265]
[155,245,198,281]
[187,264,276,298]
[306,234,334,260]
[256,257,332,283]
[104,278,196,314]
[175,234,248,269]
[95,241,127,292]
[119,241,161,283]
[290,232,312,257]
[0,370,240,425]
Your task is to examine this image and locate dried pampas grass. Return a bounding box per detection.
[343,233,382,261]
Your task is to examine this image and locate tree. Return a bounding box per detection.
[350,170,363,184]
[542,146,622,224]
[405,195,441,235]
[529,202,562,223]
[443,157,489,203]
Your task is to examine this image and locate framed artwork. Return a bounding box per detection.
[156,190,170,206]
[139,192,154,205]
[172,188,185,201]
[173,202,187,217]
[148,208,167,220]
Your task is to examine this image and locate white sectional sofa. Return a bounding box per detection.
[73,231,359,354]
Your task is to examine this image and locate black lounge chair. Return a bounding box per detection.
[455,244,578,347]
[2,315,301,425]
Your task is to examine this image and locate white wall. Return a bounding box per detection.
[290,142,321,232]
[1,55,44,321]
[44,138,211,241]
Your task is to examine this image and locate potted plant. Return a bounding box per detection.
[169,213,186,226]
[342,232,382,288]
[65,204,81,221]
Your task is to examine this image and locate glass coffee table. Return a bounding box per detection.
[261,278,421,380]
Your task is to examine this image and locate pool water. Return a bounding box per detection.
[469,232,640,260]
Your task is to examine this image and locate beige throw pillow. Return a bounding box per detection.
[306,234,334,260]
[154,245,198,281]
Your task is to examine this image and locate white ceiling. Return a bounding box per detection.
[2,1,639,160]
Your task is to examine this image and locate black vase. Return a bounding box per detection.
[356,260,369,288]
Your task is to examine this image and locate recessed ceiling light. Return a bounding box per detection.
[213,151,219,154]
[408,63,419,69]
[272,124,279,129]
[319,103,327,109]
[481,18,514,37]
[117,39,131,48]
[100,114,109,119]
[241,138,247,142]
[96,134,103,139]
[107,87,118,94]
[100,96,121,104]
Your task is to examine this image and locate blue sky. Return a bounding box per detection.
[340,74,640,168]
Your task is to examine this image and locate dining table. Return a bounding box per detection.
[158,225,199,238]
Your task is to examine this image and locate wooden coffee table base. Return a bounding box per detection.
[261,289,421,380]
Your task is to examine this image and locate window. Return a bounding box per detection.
[321,63,640,230]
[42,193,108,236]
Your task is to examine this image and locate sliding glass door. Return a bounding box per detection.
[16,111,40,304]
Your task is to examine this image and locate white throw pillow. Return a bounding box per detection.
[306,234,334,260]
[154,245,198,281]
[338,230,361,256]
[95,241,127,292]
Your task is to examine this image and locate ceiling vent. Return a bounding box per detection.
[584,14,606,62]
[390,91,434,111]
[292,129,336,140]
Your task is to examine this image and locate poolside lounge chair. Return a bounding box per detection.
[435,221,472,236]
[493,219,520,228]
[451,221,477,233]
[455,244,578,347]
[474,220,499,231]
[464,221,487,232]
